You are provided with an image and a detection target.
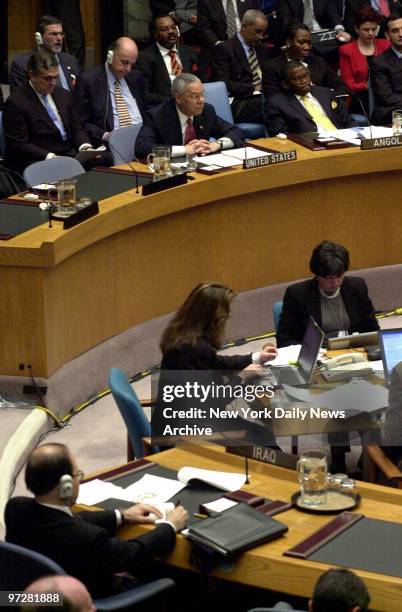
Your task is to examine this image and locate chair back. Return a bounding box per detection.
[272,300,283,332]
[0,540,66,590]
[0,111,5,157]
[203,81,234,123]
[108,124,143,165]
[109,368,158,459]
[23,156,85,187]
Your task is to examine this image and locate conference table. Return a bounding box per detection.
[89,443,402,612]
[1,139,402,379]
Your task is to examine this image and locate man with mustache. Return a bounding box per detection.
[136,14,199,105]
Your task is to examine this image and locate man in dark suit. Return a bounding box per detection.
[3,51,93,173]
[277,0,349,35]
[276,241,379,347]
[197,0,261,48]
[371,13,402,124]
[9,14,80,93]
[74,37,149,148]
[212,9,269,123]
[44,0,86,68]
[264,61,356,135]
[5,442,188,598]
[136,14,199,106]
[135,73,243,159]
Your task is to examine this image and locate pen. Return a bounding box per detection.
[193,513,208,519]
[175,499,181,507]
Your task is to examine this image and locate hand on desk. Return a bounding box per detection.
[166,506,189,531]
[185,140,221,156]
[122,503,163,524]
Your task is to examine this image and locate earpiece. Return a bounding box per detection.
[106,49,114,65]
[34,31,43,47]
[176,25,180,36]
[59,474,73,499]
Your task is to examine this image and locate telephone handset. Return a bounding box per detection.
[324,353,365,370]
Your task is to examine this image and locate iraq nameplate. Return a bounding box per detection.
[226,445,298,470]
[243,149,297,169]
[361,134,402,150]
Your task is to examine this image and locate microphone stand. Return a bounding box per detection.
[106,140,140,194]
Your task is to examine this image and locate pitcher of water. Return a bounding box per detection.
[147,146,171,179]
[297,450,328,506]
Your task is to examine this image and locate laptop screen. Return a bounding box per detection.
[379,328,402,378]
[298,316,324,382]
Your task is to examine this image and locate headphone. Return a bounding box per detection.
[106,49,114,64]
[59,474,73,499]
[34,31,43,47]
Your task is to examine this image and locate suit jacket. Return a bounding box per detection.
[73,65,149,147]
[9,51,80,93]
[197,0,261,48]
[5,497,176,598]
[262,52,347,99]
[175,0,198,33]
[3,85,90,172]
[135,98,244,158]
[264,85,356,136]
[370,47,402,125]
[339,39,390,94]
[276,276,379,347]
[213,36,272,99]
[161,336,252,371]
[136,42,199,106]
[277,0,343,33]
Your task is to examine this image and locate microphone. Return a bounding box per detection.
[105,139,140,194]
[341,87,373,140]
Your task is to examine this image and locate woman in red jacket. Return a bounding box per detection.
[339,7,390,114]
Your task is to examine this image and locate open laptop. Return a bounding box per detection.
[271,316,324,386]
[378,328,402,382]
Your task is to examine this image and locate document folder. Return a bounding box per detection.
[187,502,288,555]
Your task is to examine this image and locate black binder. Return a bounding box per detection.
[187,502,288,556]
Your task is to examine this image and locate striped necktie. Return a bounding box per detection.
[302,95,336,131]
[226,0,238,39]
[114,81,132,128]
[248,48,262,88]
[378,0,390,17]
[168,50,182,76]
[303,0,315,30]
[42,94,67,140]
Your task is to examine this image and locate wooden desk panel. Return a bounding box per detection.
[1,141,402,377]
[114,445,402,611]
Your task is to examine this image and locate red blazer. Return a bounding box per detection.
[339,39,390,93]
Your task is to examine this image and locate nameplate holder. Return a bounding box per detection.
[311,29,336,44]
[226,445,298,470]
[360,134,402,151]
[51,200,99,229]
[243,150,297,170]
[142,172,188,195]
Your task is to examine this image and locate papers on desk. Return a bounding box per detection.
[195,146,272,168]
[322,126,394,146]
[282,379,388,415]
[267,345,301,366]
[77,467,246,507]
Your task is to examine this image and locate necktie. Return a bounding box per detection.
[184,118,196,145]
[114,81,132,128]
[168,50,182,76]
[301,95,336,131]
[55,55,70,91]
[42,95,67,140]
[226,0,238,39]
[248,48,262,88]
[303,0,315,31]
[378,0,390,17]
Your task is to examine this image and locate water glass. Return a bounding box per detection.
[392,110,402,135]
[57,179,77,208]
[297,450,328,506]
[186,153,198,171]
[147,146,171,179]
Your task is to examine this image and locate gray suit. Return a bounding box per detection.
[9,51,80,93]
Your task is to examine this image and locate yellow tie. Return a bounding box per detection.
[302,95,336,131]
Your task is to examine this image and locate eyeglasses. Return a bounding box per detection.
[73,470,84,481]
[184,93,205,101]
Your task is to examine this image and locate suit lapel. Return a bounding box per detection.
[152,44,172,87]
[99,67,114,130]
[193,113,208,139]
[311,86,335,122]
[28,87,60,134]
[52,88,69,135]
[234,37,252,76]
[307,281,323,328]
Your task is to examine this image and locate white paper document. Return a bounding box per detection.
[123,473,186,504]
[195,146,272,167]
[177,467,246,491]
[322,126,394,145]
[77,479,128,506]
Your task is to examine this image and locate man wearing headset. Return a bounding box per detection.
[9,14,80,93]
[74,37,150,148]
[5,443,188,599]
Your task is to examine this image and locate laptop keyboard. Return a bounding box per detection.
[271,366,303,385]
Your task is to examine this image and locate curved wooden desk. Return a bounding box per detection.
[112,445,402,611]
[1,140,402,378]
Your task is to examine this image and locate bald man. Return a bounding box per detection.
[23,575,95,612]
[74,37,150,147]
[5,443,187,598]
